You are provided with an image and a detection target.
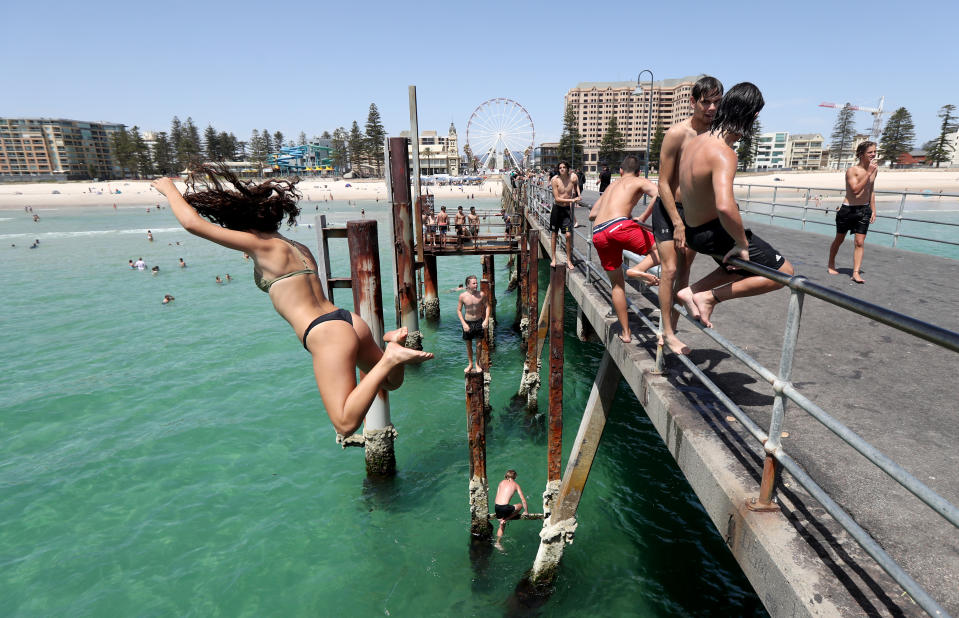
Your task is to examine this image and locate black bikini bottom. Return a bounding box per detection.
[302,308,353,350]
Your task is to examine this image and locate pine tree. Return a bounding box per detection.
[557,104,584,170]
[878,107,916,166]
[250,129,267,175]
[261,129,274,154]
[648,123,666,171]
[737,118,762,170]
[273,132,284,151]
[129,126,153,178]
[169,116,184,171]
[298,131,307,146]
[830,104,857,168]
[204,125,219,161]
[320,131,332,140]
[365,103,386,177]
[153,132,175,175]
[925,104,957,168]
[598,116,626,169]
[110,128,136,178]
[180,117,202,167]
[348,121,366,173]
[331,127,349,175]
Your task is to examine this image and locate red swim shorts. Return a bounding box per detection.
[591,218,654,271]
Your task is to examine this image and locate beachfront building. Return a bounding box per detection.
[944,131,959,167]
[533,142,560,171]
[268,140,334,176]
[564,75,702,173]
[827,133,873,170]
[786,134,825,170]
[755,132,789,170]
[0,117,124,181]
[400,124,460,176]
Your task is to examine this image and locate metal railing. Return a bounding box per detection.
[509,180,959,618]
[735,183,959,252]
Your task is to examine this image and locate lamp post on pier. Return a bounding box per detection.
[634,69,655,178]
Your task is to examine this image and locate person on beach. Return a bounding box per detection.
[179,258,187,268]
[437,206,450,247]
[129,259,135,269]
[827,141,878,284]
[162,294,174,304]
[456,275,490,373]
[675,83,794,329]
[494,470,528,546]
[151,265,160,276]
[654,75,724,355]
[152,168,433,437]
[589,155,660,343]
[147,230,154,242]
[134,257,146,270]
[215,275,223,284]
[549,161,579,270]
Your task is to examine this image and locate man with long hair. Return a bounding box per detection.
[827,141,878,284]
[676,83,794,328]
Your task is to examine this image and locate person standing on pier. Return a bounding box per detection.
[549,161,579,270]
[675,83,794,328]
[654,76,724,355]
[151,168,433,439]
[494,469,528,546]
[437,206,450,248]
[467,206,480,244]
[827,141,878,284]
[456,275,490,373]
[455,206,467,248]
[598,165,612,195]
[588,155,660,343]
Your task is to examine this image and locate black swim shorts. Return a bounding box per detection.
[549,204,572,233]
[462,318,484,341]
[686,218,786,274]
[836,204,871,236]
[495,504,516,519]
[650,197,686,243]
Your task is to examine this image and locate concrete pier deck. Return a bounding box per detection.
[527,188,959,616]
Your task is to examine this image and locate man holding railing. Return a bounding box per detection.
[676,83,794,328]
[827,141,878,284]
[549,161,579,270]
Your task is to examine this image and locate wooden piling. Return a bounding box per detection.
[387,137,421,349]
[529,352,621,584]
[547,266,565,483]
[466,371,492,540]
[347,219,395,477]
[518,229,541,411]
[422,254,439,320]
[515,231,528,329]
[482,254,496,352]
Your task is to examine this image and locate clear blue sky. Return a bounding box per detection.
[3,0,957,149]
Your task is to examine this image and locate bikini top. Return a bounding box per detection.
[252,237,318,293]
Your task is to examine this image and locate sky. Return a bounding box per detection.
[3,0,958,152]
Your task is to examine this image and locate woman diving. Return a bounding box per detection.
[152,166,432,437]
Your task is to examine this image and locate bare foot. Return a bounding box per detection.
[690,290,718,328]
[851,274,865,284]
[675,286,700,322]
[662,332,691,355]
[550,260,557,268]
[465,365,473,373]
[384,341,433,365]
[618,331,632,343]
[383,326,409,344]
[566,261,575,271]
[625,267,660,286]
[827,266,839,275]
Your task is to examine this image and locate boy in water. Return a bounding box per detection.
[827,141,878,284]
[456,275,490,373]
[494,469,528,545]
[676,83,794,328]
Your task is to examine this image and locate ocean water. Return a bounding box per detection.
[0,199,764,616]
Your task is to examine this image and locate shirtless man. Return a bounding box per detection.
[654,76,723,355]
[454,206,467,248]
[457,275,491,373]
[676,83,794,328]
[588,155,659,343]
[436,206,450,248]
[827,141,878,284]
[494,469,528,545]
[549,161,579,270]
[467,206,480,244]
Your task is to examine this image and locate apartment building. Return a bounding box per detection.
[564,75,702,172]
[786,133,824,170]
[755,132,789,170]
[0,117,124,180]
[400,124,460,176]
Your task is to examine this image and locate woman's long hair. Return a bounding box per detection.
[184,164,301,232]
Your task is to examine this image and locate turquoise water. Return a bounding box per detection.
[0,200,764,616]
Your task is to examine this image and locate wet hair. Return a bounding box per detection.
[711,82,764,138]
[465,275,477,286]
[856,141,877,158]
[620,155,641,175]
[505,469,517,480]
[183,164,301,233]
[558,161,570,170]
[692,75,723,101]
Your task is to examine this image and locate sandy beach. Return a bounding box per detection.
[735,168,959,193]
[0,177,504,210]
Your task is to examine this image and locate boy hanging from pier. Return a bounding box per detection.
[457,275,490,373]
[588,155,660,343]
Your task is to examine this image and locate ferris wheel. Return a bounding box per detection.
[466,98,535,171]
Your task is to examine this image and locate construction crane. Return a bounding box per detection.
[819,96,885,140]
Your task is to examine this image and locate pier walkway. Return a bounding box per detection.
[519,185,958,616]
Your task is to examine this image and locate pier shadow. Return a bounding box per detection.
[503,573,553,617]
[467,535,495,594]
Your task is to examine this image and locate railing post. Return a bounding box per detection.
[769,186,777,224]
[388,137,422,349]
[802,189,810,230]
[749,279,805,511]
[313,214,335,301]
[465,371,491,540]
[893,192,907,248]
[347,219,395,477]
